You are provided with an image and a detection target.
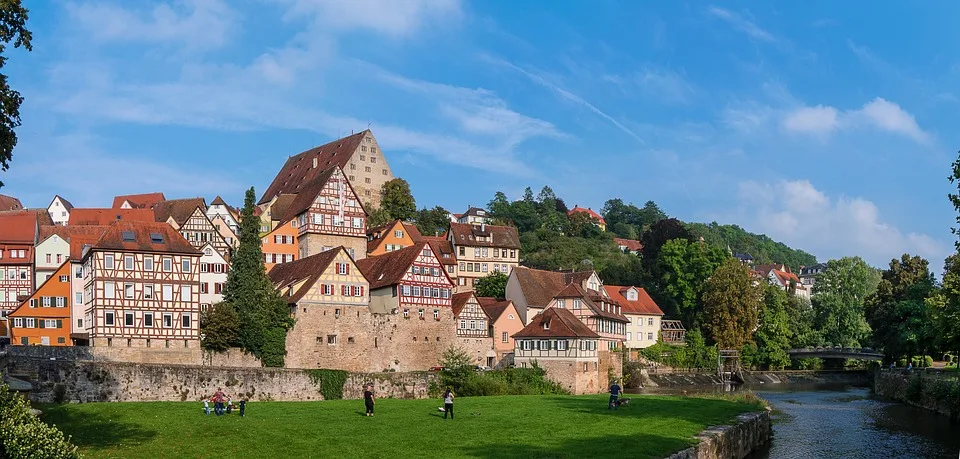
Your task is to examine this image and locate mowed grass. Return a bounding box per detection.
[39,394,763,459]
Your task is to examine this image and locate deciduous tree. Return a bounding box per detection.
[811,256,880,347]
[414,206,450,237]
[475,271,508,299]
[379,178,417,221]
[702,258,762,349]
[865,254,935,361]
[200,302,240,352]
[754,285,793,369]
[0,1,32,188]
[656,238,728,326]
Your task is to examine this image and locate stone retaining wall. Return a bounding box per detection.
[633,370,868,389]
[665,410,772,459]
[873,370,959,419]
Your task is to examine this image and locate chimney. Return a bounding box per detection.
[312,157,318,169]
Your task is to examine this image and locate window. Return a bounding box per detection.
[182,285,192,300]
[470,320,476,330]
[182,259,191,272]
[75,266,83,278]
[58,275,68,283]
[124,283,134,299]
[104,312,115,326]
[403,309,409,319]
[337,262,349,275]
[163,313,173,328]
[647,318,654,326]
[162,258,172,272]
[144,285,154,299]
[573,299,582,309]
[502,331,508,343]
[144,257,154,271]
[104,254,114,269]
[394,230,403,238]
[412,286,421,297]
[433,309,439,320]
[182,314,191,328]
[12,317,22,327]
[648,333,654,341]
[626,332,632,341]
[418,309,424,320]
[539,339,551,350]
[402,285,411,296]
[557,340,568,351]
[46,253,51,263]
[412,266,421,275]
[382,169,388,175]
[510,250,516,258]
[125,312,134,327]
[104,281,115,299]
[144,313,153,327]
[75,292,82,304]
[327,335,338,345]
[162,285,173,301]
[124,255,134,270]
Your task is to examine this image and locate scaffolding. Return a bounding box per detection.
[660,320,686,345]
[718,349,743,383]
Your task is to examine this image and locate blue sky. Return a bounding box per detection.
[3,0,959,269]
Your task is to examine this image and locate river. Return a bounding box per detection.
[632,383,959,458]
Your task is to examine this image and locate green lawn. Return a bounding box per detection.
[39,394,763,459]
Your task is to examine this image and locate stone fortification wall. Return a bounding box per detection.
[665,410,772,459]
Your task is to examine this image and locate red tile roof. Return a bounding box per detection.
[478,297,515,321]
[268,248,343,304]
[112,192,166,209]
[553,283,629,323]
[0,208,53,227]
[40,225,110,244]
[89,221,199,256]
[259,130,367,205]
[211,196,228,206]
[153,198,207,225]
[603,285,664,316]
[0,194,23,211]
[448,222,520,249]
[513,307,599,339]
[568,206,606,224]
[268,194,297,223]
[278,166,366,223]
[451,291,478,317]
[0,213,36,243]
[510,266,596,308]
[67,208,156,226]
[356,242,426,290]
[614,238,643,252]
[426,239,456,266]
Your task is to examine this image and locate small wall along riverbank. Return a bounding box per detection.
[665,409,772,459]
[873,370,960,420]
[627,369,869,390]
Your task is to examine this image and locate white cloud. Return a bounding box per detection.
[603,66,696,105]
[706,6,776,42]
[781,105,839,135]
[65,0,238,51]
[781,97,930,144]
[737,179,946,267]
[279,0,462,36]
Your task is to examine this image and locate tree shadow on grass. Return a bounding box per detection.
[460,433,692,459]
[39,405,157,448]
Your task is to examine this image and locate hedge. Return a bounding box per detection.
[0,384,81,459]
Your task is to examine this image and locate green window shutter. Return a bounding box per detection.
[39,320,45,329]
[57,320,63,329]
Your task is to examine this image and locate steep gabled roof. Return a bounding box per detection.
[366,220,425,254]
[259,130,368,205]
[268,248,343,304]
[67,208,156,226]
[614,238,642,252]
[153,198,207,225]
[210,196,228,206]
[0,213,36,243]
[604,285,664,316]
[460,207,488,218]
[39,225,110,246]
[268,194,297,223]
[478,297,516,322]
[48,195,74,211]
[451,291,480,317]
[112,192,166,209]
[0,194,23,211]
[511,266,598,308]
[356,243,426,290]
[513,307,599,339]
[448,222,520,249]
[426,239,456,266]
[90,221,199,256]
[278,166,367,223]
[0,208,54,227]
[552,283,628,323]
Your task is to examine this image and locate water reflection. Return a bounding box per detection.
[752,388,959,459]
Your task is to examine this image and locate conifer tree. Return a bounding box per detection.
[223,187,293,366]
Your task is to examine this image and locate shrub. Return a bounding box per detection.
[924,356,934,368]
[905,376,924,403]
[306,369,349,400]
[0,384,81,459]
[52,384,67,404]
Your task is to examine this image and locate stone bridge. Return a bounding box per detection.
[787,348,884,361]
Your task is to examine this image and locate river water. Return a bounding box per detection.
[632,384,959,458]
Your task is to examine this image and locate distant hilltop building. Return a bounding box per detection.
[799,263,827,291]
[453,207,491,225]
[567,206,606,231]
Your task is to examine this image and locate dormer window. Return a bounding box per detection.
[542,320,550,330]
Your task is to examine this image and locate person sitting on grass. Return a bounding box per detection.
[364,384,375,417]
[443,388,455,420]
[608,380,622,410]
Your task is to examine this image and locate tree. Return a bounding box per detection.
[200,302,240,352]
[379,178,417,221]
[609,222,638,240]
[811,256,880,347]
[640,218,693,283]
[475,271,508,299]
[638,201,667,228]
[702,258,763,349]
[414,206,450,237]
[223,187,294,366]
[929,255,960,367]
[754,286,793,369]
[865,254,935,361]
[0,1,32,189]
[567,210,602,239]
[656,238,728,326]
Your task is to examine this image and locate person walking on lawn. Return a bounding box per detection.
[213,388,226,415]
[443,388,455,420]
[608,380,622,410]
[364,385,376,417]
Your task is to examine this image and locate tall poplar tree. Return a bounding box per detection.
[702,258,763,349]
[223,187,293,367]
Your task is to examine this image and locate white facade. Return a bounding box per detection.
[198,244,228,310]
[206,200,239,234]
[34,234,70,288]
[624,313,661,349]
[47,196,71,225]
[71,260,87,335]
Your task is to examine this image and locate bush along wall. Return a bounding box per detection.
[0,384,81,459]
[306,369,349,400]
[875,371,960,420]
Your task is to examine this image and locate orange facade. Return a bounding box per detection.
[263,220,298,273]
[367,221,419,256]
[9,262,72,346]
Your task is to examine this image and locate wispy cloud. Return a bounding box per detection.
[603,66,697,105]
[706,6,776,42]
[278,0,462,36]
[781,98,931,144]
[485,56,645,144]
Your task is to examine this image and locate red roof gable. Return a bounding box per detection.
[89,221,199,257]
[604,285,664,316]
[112,192,166,209]
[259,130,367,205]
[478,297,515,321]
[448,222,521,249]
[568,206,606,224]
[68,208,156,226]
[514,307,599,339]
[268,248,343,304]
[0,213,36,243]
[0,194,22,211]
[451,291,480,317]
[614,238,643,252]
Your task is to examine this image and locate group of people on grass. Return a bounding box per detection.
[203,388,245,416]
[362,384,455,419]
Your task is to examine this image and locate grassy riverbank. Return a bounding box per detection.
[40,394,764,458]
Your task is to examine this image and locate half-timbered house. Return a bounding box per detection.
[544,283,628,351]
[198,243,228,311]
[366,220,422,256]
[153,198,231,260]
[603,285,664,350]
[506,267,605,323]
[9,261,72,346]
[81,221,202,349]
[512,307,602,394]
[452,291,496,367]
[283,166,368,261]
[206,196,239,234]
[448,222,521,293]
[0,212,37,315]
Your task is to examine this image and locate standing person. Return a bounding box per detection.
[364,384,375,417]
[203,398,210,415]
[443,388,455,420]
[608,380,622,410]
[239,399,246,417]
[213,388,226,416]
